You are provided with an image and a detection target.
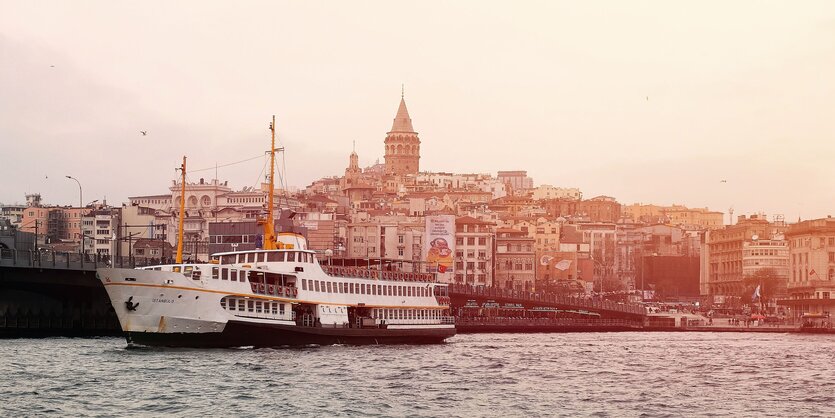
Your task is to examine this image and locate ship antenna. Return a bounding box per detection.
[261,116,278,250]
[175,156,186,263]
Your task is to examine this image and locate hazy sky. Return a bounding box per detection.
[2,1,834,222]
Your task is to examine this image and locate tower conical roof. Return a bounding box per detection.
[390,97,415,133]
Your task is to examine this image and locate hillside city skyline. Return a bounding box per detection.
[0,92,823,225]
[3,2,835,221]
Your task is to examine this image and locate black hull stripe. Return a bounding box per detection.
[126,321,456,348]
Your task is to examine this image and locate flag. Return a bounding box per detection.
[540,255,554,266]
[809,268,817,277]
[438,264,447,273]
[752,285,761,301]
[554,259,572,271]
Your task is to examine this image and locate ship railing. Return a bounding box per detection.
[377,317,455,325]
[321,264,436,283]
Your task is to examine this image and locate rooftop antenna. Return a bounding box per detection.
[728,206,734,225]
[401,83,404,99]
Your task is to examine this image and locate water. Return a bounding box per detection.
[2,332,835,417]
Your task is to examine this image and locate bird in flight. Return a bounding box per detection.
[50,65,55,68]
[720,180,727,183]
[140,131,148,136]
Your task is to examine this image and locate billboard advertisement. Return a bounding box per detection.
[424,215,455,278]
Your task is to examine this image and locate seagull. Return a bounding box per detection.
[720,180,727,183]
[646,96,649,101]
[140,131,147,136]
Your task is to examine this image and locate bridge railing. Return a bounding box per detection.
[0,249,168,271]
[456,317,644,328]
[448,283,645,315]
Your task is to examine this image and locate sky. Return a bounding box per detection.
[1,1,834,222]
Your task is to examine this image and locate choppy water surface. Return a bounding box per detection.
[2,332,835,417]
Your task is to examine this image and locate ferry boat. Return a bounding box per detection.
[97,117,455,347]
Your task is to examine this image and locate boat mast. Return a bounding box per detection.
[176,156,187,263]
[261,116,278,250]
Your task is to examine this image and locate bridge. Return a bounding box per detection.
[447,284,647,320]
[0,250,147,337]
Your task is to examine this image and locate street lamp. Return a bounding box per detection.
[65,175,84,254]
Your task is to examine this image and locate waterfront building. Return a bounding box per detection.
[82,210,117,256]
[495,228,536,291]
[540,196,622,223]
[510,217,561,253]
[0,204,25,227]
[742,238,789,297]
[703,214,787,307]
[497,171,534,196]
[622,203,724,230]
[346,217,424,271]
[530,185,582,201]
[780,217,835,317]
[454,216,495,287]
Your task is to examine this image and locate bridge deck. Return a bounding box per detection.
[448,284,646,318]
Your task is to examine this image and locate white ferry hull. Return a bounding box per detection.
[97,267,455,347]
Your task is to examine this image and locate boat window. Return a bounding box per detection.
[327,282,332,293]
[238,300,245,311]
[315,281,320,292]
[279,303,285,315]
[287,252,296,262]
[230,269,238,282]
[311,254,317,264]
[360,284,365,294]
[221,255,234,264]
[338,282,343,293]
[227,299,235,311]
[271,303,278,315]
[255,301,263,314]
[371,285,376,296]
[267,252,284,262]
[350,283,355,294]
[301,279,307,291]
[212,267,219,279]
[221,268,228,280]
[247,300,254,312]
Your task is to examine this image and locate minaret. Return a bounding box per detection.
[384,90,420,176]
[345,140,361,185]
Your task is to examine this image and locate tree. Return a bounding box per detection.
[743,267,781,312]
